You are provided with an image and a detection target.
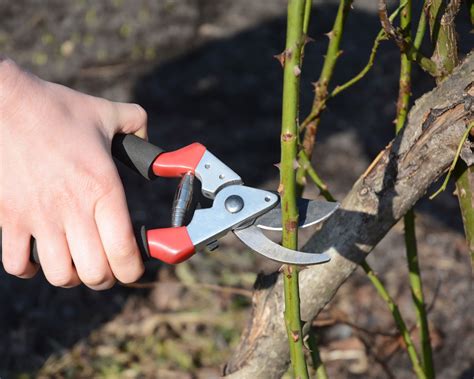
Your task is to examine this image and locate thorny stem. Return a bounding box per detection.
[395,1,434,376]
[295,0,411,198]
[414,3,428,49]
[303,0,312,36]
[330,0,408,97]
[307,329,329,379]
[295,0,353,194]
[404,210,434,379]
[361,261,427,379]
[280,0,309,377]
[395,0,412,135]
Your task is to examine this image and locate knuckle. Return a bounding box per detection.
[80,268,112,288]
[89,277,116,291]
[109,242,137,262]
[73,167,116,207]
[107,241,143,283]
[46,268,74,287]
[91,175,114,199]
[3,259,28,277]
[117,263,144,284]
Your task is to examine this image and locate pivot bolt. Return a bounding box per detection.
[225,195,244,213]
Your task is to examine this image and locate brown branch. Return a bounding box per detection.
[378,0,439,76]
[378,0,405,48]
[224,53,473,378]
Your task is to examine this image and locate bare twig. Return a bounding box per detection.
[378,0,406,48]
[295,0,353,193]
[413,3,428,49]
[330,0,408,97]
[361,261,426,379]
[357,333,397,379]
[378,0,438,75]
[430,122,473,199]
[122,281,253,298]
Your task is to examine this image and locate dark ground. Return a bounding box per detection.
[0,1,473,378]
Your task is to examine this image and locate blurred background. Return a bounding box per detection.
[0,0,472,378]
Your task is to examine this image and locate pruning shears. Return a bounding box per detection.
[0,134,339,266]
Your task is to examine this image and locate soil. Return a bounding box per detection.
[0,1,472,378]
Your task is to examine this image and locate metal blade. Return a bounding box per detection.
[233,225,330,265]
[255,199,339,231]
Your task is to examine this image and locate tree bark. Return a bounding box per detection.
[224,53,473,379]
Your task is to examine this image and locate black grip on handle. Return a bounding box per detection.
[0,227,151,266]
[112,134,164,180]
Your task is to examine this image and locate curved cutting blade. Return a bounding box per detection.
[255,199,339,231]
[233,225,330,265]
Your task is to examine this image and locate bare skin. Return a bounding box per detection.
[0,57,147,290]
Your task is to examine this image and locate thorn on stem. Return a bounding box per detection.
[274,48,294,68]
[303,34,315,45]
[282,132,294,141]
[291,330,300,342]
[325,30,335,39]
[285,220,298,232]
[274,52,285,67]
[277,183,285,195]
[293,65,301,77]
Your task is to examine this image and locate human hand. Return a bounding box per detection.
[0,57,147,289]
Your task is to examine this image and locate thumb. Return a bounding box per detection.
[112,102,148,140]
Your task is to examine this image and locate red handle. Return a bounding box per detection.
[152,143,206,177]
[146,227,196,264]
[145,143,206,264]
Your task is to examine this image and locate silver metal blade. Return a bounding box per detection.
[233,225,330,265]
[255,199,339,231]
